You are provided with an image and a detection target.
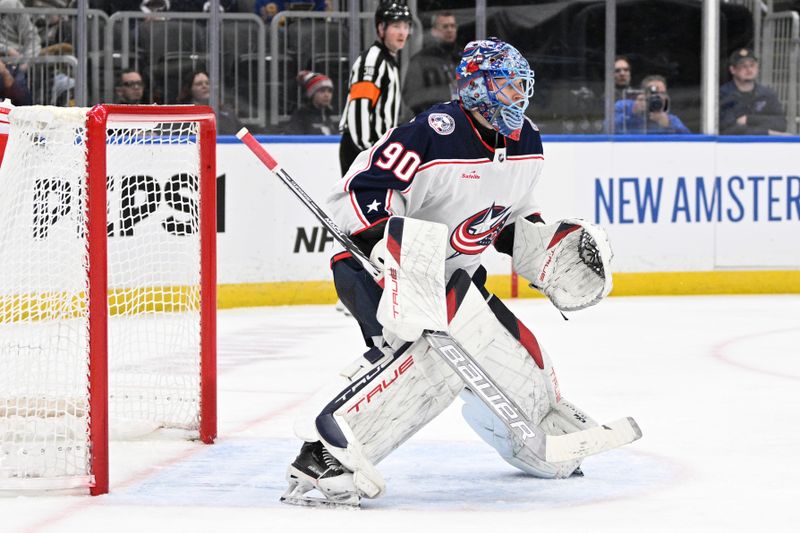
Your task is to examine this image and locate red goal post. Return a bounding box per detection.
[0,104,217,495]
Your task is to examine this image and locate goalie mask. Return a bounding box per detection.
[456,38,535,141]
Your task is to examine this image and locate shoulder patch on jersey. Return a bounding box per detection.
[524,116,540,131]
[428,113,456,135]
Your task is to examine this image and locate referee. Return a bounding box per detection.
[338,1,412,176]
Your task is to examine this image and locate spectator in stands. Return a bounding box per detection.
[177,69,242,135]
[284,70,337,135]
[0,0,42,59]
[115,69,146,105]
[402,11,461,117]
[719,48,787,135]
[0,58,31,106]
[26,1,67,49]
[24,0,77,56]
[255,0,327,23]
[614,74,690,134]
[614,55,632,100]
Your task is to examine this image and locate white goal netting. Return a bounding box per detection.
[0,106,210,491]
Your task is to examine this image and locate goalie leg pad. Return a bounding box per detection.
[295,268,503,498]
[290,343,403,500]
[447,271,553,425]
[301,262,600,494]
[512,217,613,311]
[446,271,598,478]
[462,391,598,478]
[311,337,463,497]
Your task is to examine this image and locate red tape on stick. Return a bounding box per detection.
[236,128,278,171]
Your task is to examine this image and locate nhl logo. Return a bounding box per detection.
[428,113,455,135]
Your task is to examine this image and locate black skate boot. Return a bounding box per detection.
[280,441,360,508]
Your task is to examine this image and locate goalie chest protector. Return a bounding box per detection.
[330,101,546,279]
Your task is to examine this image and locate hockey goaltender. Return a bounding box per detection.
[268,36,642,509]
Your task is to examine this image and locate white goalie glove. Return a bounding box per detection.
[513,218,613,311]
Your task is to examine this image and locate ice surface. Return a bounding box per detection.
[2,295,799,532]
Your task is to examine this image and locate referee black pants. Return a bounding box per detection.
[339,133,363,177]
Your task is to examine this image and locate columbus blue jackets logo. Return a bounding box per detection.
[428,113,455,135]
[450,204,512,257]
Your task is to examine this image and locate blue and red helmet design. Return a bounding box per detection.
[456,38,535,140]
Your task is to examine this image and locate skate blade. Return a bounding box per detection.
[280,494,360,509]
[282,471,361,509]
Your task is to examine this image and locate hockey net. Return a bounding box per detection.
[0,105,217,495]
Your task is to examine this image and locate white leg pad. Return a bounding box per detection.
[462,391,597,478]
[447,271,599,478]
[447,281,553,427]
[300,266,601,492]
[311,338,463,497]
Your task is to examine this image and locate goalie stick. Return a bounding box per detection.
[236,128,642,463]
[236,130,380,280]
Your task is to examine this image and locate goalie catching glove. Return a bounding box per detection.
[513,218,613,311]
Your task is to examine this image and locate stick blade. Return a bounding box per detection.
[545,416,642,463]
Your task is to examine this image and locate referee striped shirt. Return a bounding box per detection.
[339,41,402,151]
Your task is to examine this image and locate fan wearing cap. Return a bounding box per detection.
[285,70,337,135]
[338,0,412,176]
[719,48,786,135]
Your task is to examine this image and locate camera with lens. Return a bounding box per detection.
[646,85,669,113]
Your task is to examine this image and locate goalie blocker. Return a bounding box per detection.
[284,217,638,507]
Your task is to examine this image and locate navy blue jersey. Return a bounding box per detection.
[329,101,545,279]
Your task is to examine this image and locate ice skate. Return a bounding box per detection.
[280,441,360,509]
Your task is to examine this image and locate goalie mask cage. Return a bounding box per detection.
[0,105,217,496]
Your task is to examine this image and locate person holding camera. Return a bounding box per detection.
[614,74,690,134]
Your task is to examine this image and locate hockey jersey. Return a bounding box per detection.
[328,101,545,279]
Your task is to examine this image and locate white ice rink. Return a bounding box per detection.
[3,294,799,532]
